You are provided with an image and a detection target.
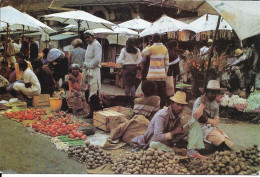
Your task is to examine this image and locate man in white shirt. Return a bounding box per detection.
[200,39,213,60]
[13,61,41,104]
[83,30,102,118]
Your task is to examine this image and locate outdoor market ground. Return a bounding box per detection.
[0,84,259,174]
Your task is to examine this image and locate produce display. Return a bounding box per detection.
[111,148,189,174]
[4,101,27,108]
[185,146,259,175]
[3,108,46,122]
[244,91,260,112]
[220,94,248,111]
[31,113,89,138]
[101,62,121,68]
[67,141,113,169]
[176,83,191,89]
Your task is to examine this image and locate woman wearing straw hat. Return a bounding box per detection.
[185,80,233,158]
[132,91,188,155]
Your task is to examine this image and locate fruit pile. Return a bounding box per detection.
[3,108,46,122]
[101,62,121,68]
[31,114,89,138]
[67,141,113,169]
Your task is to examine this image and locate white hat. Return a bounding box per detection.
[200,80,226,92]
[208,39,213,43]
[84,30,95,36]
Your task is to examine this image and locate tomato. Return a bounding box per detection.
[81,135,87,140]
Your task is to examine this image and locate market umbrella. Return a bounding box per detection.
[43,10,115,36]
[139,14,193,37]
[187,14,232,33]
[118,16,151,32]
[0,6,55,34]
[206,0,260,40]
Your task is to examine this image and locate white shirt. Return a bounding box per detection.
[200,46,209,56]
[23,68,41,91]
[84,39,102,69]
[117,47,142,65]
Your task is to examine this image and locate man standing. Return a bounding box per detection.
[200,39,212,60]
[83,30,102,118]
[141,33,169,108]
[185,80,233,158]
[132,91,188,155]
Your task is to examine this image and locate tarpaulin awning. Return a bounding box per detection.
[207,0,260,40]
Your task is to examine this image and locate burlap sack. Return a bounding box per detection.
[110,115,150,146]
[109,116,128,131]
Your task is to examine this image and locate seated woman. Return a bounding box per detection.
[66,64,89,116]
[12,61,41,105]
[31,59,55,96]
[130,80,160,120]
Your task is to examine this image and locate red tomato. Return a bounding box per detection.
[81,135,87,140]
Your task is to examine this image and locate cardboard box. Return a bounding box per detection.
[33,94,50,107]
[93,110,127,132]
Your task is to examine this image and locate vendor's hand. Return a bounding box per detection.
[173,147,188,156]
[201,93,206,105]
[170,126,186,136]
[216,129,223,134]
[198,114,208,124]
[83,63,89,69]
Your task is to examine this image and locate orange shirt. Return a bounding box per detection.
[68,72,83,91]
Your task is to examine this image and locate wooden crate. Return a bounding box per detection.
[104,106,132,116]
[93,110,126,132]
[33,94,50,107]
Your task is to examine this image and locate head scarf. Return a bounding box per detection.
[71,38,83,48]
[47,48,65,62]
[71,63,80,69]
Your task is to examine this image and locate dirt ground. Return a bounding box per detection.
[0,84,259,173]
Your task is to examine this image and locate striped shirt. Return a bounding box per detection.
[142,43,169,81]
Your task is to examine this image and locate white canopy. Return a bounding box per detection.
[207,0,260,40]
[118,16,151,31]
[112,26,139,36]
[187,14,232,33]
[140,15,191,37]
[0,6,55,34]
[43,10,115,30]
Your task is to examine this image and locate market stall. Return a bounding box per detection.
[218,91,260,124]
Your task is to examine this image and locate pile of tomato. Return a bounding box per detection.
[3,108,46,122]
[30,114,89,139]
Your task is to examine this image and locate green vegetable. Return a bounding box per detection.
[244,91,260,112]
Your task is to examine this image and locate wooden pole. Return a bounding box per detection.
[22,25,25,36]
[203,15,222,93]
[77,20,81,37]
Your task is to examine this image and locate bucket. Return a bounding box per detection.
[49,97,62,112]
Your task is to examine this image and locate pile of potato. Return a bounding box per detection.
[67,141,113,169]
[111,148,190,174]
[185,145,259,175]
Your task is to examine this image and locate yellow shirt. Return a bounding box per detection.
[15,61,33,80]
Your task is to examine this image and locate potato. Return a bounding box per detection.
[158,163,164,168]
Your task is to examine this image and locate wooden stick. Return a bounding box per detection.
[203,15,221,92]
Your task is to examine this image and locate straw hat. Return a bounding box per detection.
[234,49,243,57]
[208,39,213,43]
[170,91,188,105]
[199,80,226,92]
